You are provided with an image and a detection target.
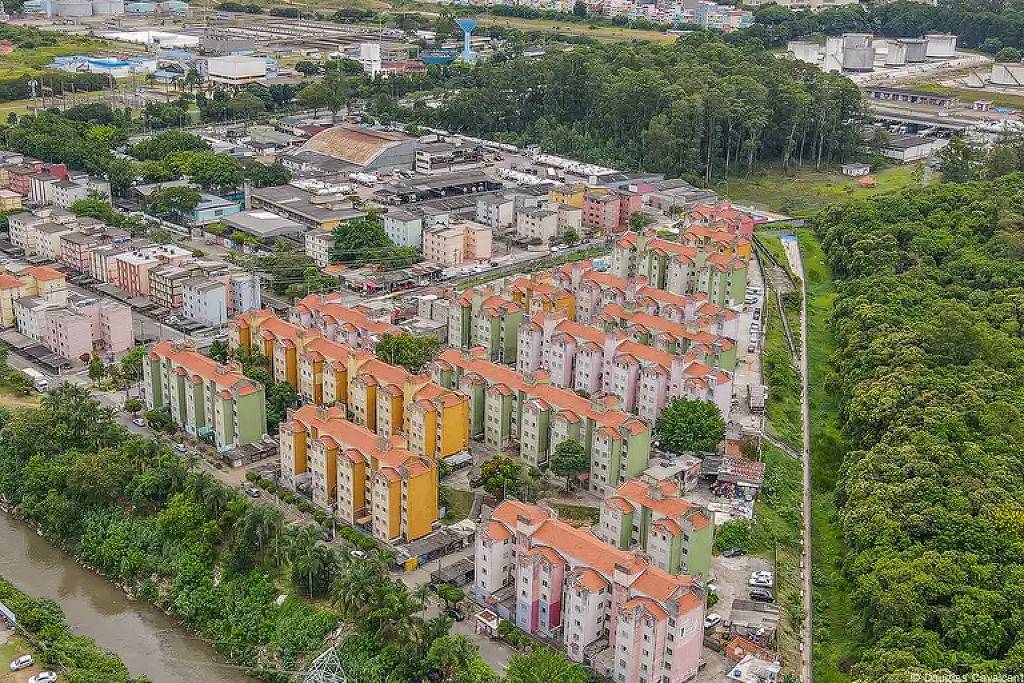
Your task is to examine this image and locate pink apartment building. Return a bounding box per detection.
[582,190,641,236]
[114,245,193,296]
[475,500,705,683]
[291,293,399,351]
[517,312,733,423]
[44,300,133,360]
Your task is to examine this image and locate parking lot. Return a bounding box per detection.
[706,552,775,630]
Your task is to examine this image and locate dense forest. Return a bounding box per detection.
[748,0,1024,52]
[814,176,1024,678]
[420,35,862,182]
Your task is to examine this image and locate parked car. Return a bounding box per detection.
[10,655,34,671]
[703,613,722,629]
[752,309,761,320]
[749,587,774,602]
[749,577,774,588]
[350,550,367,559]
[244,487,261,499]
[751,571,773,581]
[29,673,58,683]
[174,443,188,453]
[747,343,756,353]
[445,607,467,622]
[132,418,146,427]
[722,547,747,558]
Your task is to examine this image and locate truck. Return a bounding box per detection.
[22,367,48,392]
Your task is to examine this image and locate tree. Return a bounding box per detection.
[182,152,244,194]
[88,354,105,385]
[120,346,147,384]
[296,82,328,116]
[572,1,587,17]
[629,212,654,231]
[144,408,175,433]
[425,635,495,683]
[123,398,144,415]
[129,130,209,161]
[375,333,441,373]
[938,137,978,183]
[149,186,201,219]
[288,526,336,598]
[562,228,579,245]
[266,381,299,434]
[295,60,320,75]
[243,161,291,188]
[226,90,266,120]
[435,583,464,609]
[70,198,119,226]
[549,440,588,491]
[655,398,726,454]
[996,47,1022,63]
[472,456,526,501]
[504,647,588,683]
[208,339,229,363]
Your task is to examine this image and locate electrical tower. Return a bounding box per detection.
[302,648,348,683]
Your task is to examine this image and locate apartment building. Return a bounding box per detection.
[114,245,193,296]
[509,276,576,320]
[582,189,640,235]
[0,273,26,327]
[279,404,438,542]
[144,340,267,451]
[610,231,749,308]
[150,263,203,309]
[516,312,733,423]
[515,206,559,244]
[52,175,111,208]
[596,306,738,371]
[421,220,493,267]
[430,348,651,493]
[475,194,514,230]
[304,229,335,268]
[0,189,23,212]
[447,287,523,364]
[16,265,67,303]
[290,292,399,351]
[8,206,76,255]
[60,231,107,273]
[229,311,469,460]
[552,262,739,340]
[475,501,705,683]
[16,294,132,360]
[182,277,228,327]
[598,478,713,579]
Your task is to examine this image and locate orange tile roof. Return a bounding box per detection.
[604,305,736,350]
[150,340,259,394]
[23,265,64,281]
[616,479,711,531]
[0,273,25,289]
[485,520,512,541]
[297,293,398,337]
[623,596,668,621]
[573,567,609,592]
[524,545,566,565]
[606,496,635,514]
[291,404,423,474]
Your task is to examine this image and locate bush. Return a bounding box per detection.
[297,500,314,514]
[714,519,752,552]
[245,471,257,482]
[257,478,271,490]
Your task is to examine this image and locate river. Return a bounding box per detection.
[0,512,256,683]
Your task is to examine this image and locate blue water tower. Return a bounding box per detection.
[455,18,478,63]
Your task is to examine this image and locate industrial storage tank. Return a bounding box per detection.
[990,63,1024,87]
[91,0,123,14]
[54,0,93,16]
[842,32,873,50]
[824,36,843,72]
[926,34,957,59]
[903,38,928,63]
[885,40,907,66]
[843,46,875,72]
[787,40,820,64]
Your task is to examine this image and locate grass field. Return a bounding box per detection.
[0,37,116,78]
[549,502,600,526]
[0,386,40,409]
[910,82,1024,110]
[0,633,35,683]
[474,15,673,42]
[441,486,474,524]
[797,228,857,683]
[718,165,924,218]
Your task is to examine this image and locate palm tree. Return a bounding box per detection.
[363,586,423,645]
[412,582,433,612]
[288,526,334,597]
[186,472,231,518]
[504,647,589,683]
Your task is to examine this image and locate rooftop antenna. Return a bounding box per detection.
[455,18,478,64]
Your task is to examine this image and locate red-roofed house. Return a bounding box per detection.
[475,500,704,683]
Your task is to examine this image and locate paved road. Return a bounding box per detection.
[781,235,813,683]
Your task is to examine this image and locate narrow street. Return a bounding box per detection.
[781,235,813,683]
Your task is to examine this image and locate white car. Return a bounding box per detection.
[749,576,774,588]
[132,418,146,427]
[30,673,58,683]
[703,613,722,629]
[751,570,773,579]
[10,655,34,671]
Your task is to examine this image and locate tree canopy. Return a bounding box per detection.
[655,398,726,453]
[375,333,441,373]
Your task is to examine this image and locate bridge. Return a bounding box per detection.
[866,104,975,133]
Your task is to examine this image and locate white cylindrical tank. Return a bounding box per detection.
[787,40,820,64]
[843,46,875,72]
[990,63,1024,87]
[885,40,907,66]
[842,32,873,50]
[903,38,928,63]
[55,0,92,16]
[91,0,123,14]
[925,34,957,59]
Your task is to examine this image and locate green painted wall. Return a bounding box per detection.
[685,522,713,579]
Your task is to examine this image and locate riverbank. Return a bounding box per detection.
[0,511,256,683]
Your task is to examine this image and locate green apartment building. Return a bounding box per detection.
[447,287,523,363]
[144,340,267,451]
[430,348,652,496]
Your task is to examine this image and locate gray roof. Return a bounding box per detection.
[196,193,239,211]
[886,135,937,151]
[222,210,306,238]
[250,185,367,224]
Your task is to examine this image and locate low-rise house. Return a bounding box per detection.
[250,184,367,231]
[279,405,438,542]
[144,340,267,451]
[515,206,559,244]
[474,501,705,683]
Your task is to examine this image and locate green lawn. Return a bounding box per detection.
[759,238,802,451]
[798,228,857,683]
[718,165,923,218]
[0,634,33,683]
[441,486,474,524]
[909,82,1024,110]
[749,445,803,552]
[0,37,116,78]
[549,503,600,526]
